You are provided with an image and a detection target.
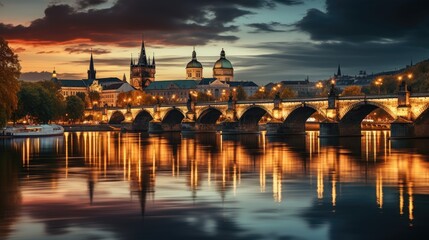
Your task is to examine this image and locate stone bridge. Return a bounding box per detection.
[91,84,429,138]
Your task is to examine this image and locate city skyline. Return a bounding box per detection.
[1,0,429,84]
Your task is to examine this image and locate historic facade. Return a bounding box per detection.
[52,53,135,107]
[130,41,156,89]
[186,48,203,80]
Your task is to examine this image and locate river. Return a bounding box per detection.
[0,131,428,240]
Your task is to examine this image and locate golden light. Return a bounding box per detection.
[407,73,413,79]
[330,79,335,85]
[397,76,403,81]
[233,88,237,92]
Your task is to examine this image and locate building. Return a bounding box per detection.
[100,82,135,107]
[130,40,156,89]
[52,53,135,107]
[265,77,316,97]
[186,48,203,80]
[144,48,258,101]
[213,49,234,82]
[145,80,199,102]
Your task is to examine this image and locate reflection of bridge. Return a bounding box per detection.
[93,84,429,138]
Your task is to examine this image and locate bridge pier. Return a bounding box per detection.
[148,121,163,133]
[319,121,340,137]
[390,118,414,139]
[221,121,240,134]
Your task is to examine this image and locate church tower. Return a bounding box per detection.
[87,51,97,80]
[186,47,203,80]
[130,40,156,89]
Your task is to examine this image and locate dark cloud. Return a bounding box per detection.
[76,0,108,9]
[236,40,426,83]
[0,0,302,46]
[64,44,111,54]
[247,21,287,33]
[19,71,52,81]
[71,57,129,67]
[13,47,26,53]
[296,0,429,47]
[36,50,60,54]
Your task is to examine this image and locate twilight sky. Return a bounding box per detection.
[1,0,429,84]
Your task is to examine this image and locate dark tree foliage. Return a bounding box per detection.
[66,96,85,121]
[0,38,21,127]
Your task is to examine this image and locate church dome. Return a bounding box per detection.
[186,49,203,68]
[186,59,203,68]
[213,49,233,69]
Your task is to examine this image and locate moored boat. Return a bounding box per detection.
[1,124,64,137]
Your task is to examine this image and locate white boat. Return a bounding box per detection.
[1,124,64,137]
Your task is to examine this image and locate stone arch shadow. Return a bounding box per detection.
[109,111,125,124]
[132,110,154,131]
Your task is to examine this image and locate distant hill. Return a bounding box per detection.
[19,71,52,82]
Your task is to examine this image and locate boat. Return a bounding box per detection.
[1,124,64,137]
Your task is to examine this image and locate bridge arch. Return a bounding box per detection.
[132,110,154,131]
[239,106,272,129]
[109,111,125,124]
[162,108,185,124]
[197,107,223,124]
[339,101,395,136]
[282,104,326,134]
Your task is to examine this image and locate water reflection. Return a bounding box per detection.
[1,131,429,239]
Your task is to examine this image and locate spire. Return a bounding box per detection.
[152,53,155,65]
[123,73,127,82]
[220,48,225,59]
[336,64,341,77]
[130,53,133,66]
[192,46,197,60]
[138,38,148,66]
[87,49,96,80]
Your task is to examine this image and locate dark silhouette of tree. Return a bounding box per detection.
[0,37,21,127]
[66,95,85,122]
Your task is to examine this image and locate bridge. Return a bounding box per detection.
[90,83,429,138]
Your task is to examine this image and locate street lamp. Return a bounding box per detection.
[374,78,383,94]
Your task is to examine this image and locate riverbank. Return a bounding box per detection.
[62,124,119,132]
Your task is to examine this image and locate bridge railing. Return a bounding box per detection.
[97,93,429,111]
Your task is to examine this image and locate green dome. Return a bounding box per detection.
[213,49,233,69]
[186,59,203,68]
[186,49,203,68]
[213,58,233,69]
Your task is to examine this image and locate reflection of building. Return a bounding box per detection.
[130,40,156,89]
[52,52,135,106]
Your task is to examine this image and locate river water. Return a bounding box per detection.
[1,131,428,240]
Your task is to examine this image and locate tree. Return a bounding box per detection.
[66,96,85,122]
[341,85,364,96]
[234,86,247,100]
[14,81,65,123]
[0,38,21,127]
[76,92,87,105]
[88,91,100,107]
[279,87,297,99]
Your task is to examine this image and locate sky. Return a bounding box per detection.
[1,0,429,85]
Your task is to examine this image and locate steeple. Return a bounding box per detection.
[152,53,155,65]
[123,73,127,82]
[192,46,197,60]
[220,48,226,59]
[336,64,342,77]
[87,50,96,80]
[138,39,148,66]
[130,53,134,66]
